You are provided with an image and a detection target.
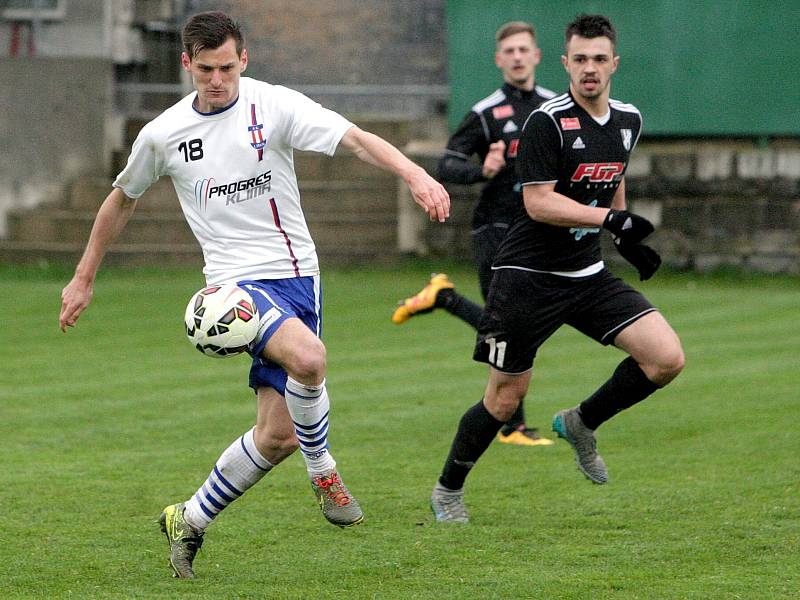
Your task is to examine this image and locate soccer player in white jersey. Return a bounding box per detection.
[58,11,450,579]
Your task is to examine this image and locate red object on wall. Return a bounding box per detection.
[10,22,20,56]
[9,22,35,56]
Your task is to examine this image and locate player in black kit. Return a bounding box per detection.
[430,14,685,523]
[393,22,556,447]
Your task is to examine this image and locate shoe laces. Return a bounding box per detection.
[434,491,467,521]
[177,525,204,549]
[179,535,203,557]
[571,423,597,458]
[314,472,352,506]
[520,426,541,438]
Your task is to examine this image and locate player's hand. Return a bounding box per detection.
[614,236,662,281]
[603,209,654,244]
[59,277,93,332]
[406,167,450,222]
[482,140,507,179]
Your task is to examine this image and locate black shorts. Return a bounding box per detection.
[471,223,508,300]
[473,267,656,373]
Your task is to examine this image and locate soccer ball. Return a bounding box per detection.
[184,284,259,358]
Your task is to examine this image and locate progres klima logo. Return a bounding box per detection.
[194,172,272,210]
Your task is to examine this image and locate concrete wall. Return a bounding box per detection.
[0,57,114,235]
[0,0,448,232]
[0,0,110,58]
[187,0,448,115]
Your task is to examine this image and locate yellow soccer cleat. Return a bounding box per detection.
[391,273,455,324]
[159,502,204,579]
[497,427,555,447]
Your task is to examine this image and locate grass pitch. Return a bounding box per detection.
[0,261,798,599]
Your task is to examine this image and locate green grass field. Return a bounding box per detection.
[1,261,798,599]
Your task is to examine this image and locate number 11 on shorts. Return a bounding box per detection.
[486,337,506,368]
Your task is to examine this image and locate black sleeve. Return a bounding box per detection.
[437,111,490,184]
[437,155,486,185]
[516,110,561,185]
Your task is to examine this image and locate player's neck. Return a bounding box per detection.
[193,94,239,115]
[570,86,610,118]
[504,77,534,92]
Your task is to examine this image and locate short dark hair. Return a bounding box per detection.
[182,11,244,59]
[496,21,536,44]
[565,14,616,51]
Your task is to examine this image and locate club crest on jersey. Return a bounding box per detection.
[248,103,267,161]
[492,104,514,119]
[507,139,520,157]
[621,129,632,150]
[561,117,581,130]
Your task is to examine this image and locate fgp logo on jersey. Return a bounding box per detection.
[570,162,625,183]
[248,103,267,161]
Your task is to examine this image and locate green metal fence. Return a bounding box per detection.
[447,0,800,136]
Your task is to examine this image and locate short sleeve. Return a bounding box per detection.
[516,110,561,186]
[280,87,354,156]
[112,123,163,198]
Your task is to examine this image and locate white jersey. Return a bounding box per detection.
[113,77,354,283]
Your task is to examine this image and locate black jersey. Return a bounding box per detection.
[494,92,642,272]
[438,82,556,229]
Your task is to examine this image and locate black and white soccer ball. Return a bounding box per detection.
[184,284,259,358]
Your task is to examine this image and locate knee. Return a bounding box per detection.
[650,346,685,386]
[253,424,299,464]
[287,337,327,382]
[485,387,526,422]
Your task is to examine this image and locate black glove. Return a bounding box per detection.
[603,209,654,244]
[614,236,661,281]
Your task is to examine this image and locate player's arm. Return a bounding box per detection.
[524,181,652,243]
[339,126,450,222]
[523,183,609,227]
[437,111,503,183]
[59,187,138,332]
[610,178,626,210]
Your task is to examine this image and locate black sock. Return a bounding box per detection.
[436,289,483,330]
[439,398,504,490]
[501,402,526,434]
[578,356,660,430]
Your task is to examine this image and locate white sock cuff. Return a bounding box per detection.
[242,427,274,472]
[286,376,326,397]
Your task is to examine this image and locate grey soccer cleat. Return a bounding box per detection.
[311,470,364,527]
[552,408,609,484]
[159,502,204,579]
[430,482,469,523]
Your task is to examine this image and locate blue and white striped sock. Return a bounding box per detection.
[183,427,273,531]
[285,376,337,476]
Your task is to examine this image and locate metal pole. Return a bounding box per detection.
[30,0,42,55]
